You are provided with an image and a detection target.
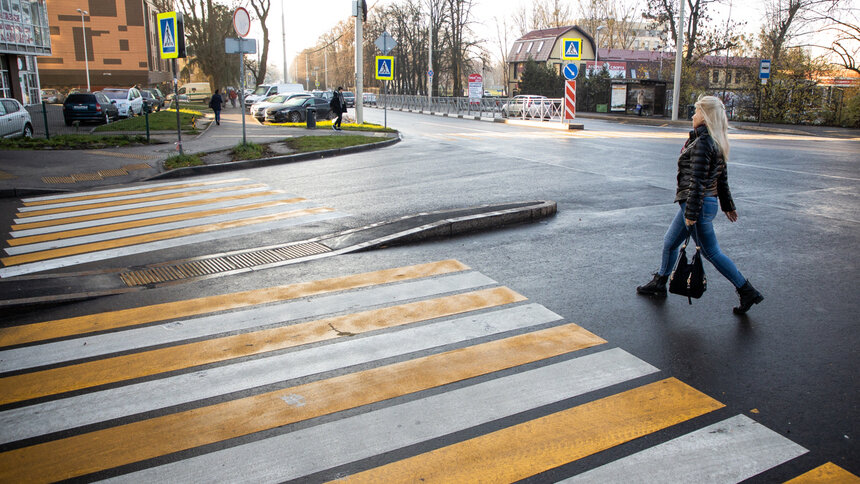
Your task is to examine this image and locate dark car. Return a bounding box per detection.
[343,91,355,108]
[141,88,165,112]
[266,96,333,123]
[62,92,120,125]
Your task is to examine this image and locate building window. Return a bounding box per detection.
[713,70,720,83]
[516,42,522,53]
[526,42,533,53]
[727,70,733,84]
[537,40,544,51]
[120,39,129,51]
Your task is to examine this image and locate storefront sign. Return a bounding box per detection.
[586,61,626,78]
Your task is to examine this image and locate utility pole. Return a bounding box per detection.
[354,0,365,124]
[282,5,287,82]
[428,4,432,103]
[76,9,90,91]
[671,0,685,121]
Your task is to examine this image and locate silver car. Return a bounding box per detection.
[0,98,34,138]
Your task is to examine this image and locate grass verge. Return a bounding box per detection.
[163,153,204,170]
[0,134,152,150]
[267,120,397,133]
[94,110,201,132]
[284,135,389,153]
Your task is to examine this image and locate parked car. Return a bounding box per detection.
[251,93,310,122]
[502,95,550,118]
[40,89,64,104]
[362,92,377,105]
[63,92,120,125]
[312,90,333,101]
[141,88,165,111]
[101,87,144,118]
[343,91,356,108]
[0,98,33,138]
[266,96,333,123]
[244,83,305,111]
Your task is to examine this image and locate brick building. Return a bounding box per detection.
[39,0,170,91]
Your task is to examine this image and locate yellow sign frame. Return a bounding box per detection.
[561,38,582,61]
[375,56,394,80]
[157,12,179,59]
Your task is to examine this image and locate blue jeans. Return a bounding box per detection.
[214,109,221,124]
[658,197,746,288]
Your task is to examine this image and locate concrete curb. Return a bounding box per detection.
[146,132,402,180]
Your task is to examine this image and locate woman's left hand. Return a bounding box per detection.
[685,218,696,226]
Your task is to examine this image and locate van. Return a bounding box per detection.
[169,82,212,103]
[244,83,305,111]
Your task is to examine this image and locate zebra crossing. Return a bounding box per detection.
[1,259,852,483]
[0,177,346,278]
[422,128,845,143]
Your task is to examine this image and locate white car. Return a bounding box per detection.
[0,98,34,138]
[251,93,310,121]
[101,87,144,118]
[502,95,550,118]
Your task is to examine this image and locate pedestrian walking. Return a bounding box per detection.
[330,87,346,131]
[229,88,238,108]
[636,90,644,116]
[636,95,763,314]
[209,89,223,125]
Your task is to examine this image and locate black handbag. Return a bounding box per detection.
[669,235,707,304]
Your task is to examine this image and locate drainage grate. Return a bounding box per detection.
[119,241,331,287]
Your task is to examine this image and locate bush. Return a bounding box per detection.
[163,153,203,170]
[840,90,860,128]
[518,59,565,97]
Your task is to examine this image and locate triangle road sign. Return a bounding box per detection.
[162,24,175,49]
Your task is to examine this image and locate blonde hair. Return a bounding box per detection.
[695,95,730,161]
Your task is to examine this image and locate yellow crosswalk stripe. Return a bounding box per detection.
[0,287,524,406]
[1,206,333,267]
[0,259,469,347]
[785,462,860,483]
[15,183,267,218]
[0,323,606,483]
[19,178,251,207]
[337,378,724,484]
[6,198,305,246]
[10,190,290,231]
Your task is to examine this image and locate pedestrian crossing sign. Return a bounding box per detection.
[562,38,582,61]
[376,56,394,80]
[157,12,186,59]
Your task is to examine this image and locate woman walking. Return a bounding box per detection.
[637,95,763,314]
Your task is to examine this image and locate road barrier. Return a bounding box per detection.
[378,95,564,122]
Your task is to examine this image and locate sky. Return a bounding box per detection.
[244,0,797,83]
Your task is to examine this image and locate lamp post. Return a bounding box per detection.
[595,25,605,68]
[76,9,90,91]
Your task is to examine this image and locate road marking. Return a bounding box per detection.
[112,349,657,483]
[338,378,723,483]
[0,259,469,347]
[559,415,807,483]
[19,178,252,207]
[785,462,860,483]
[85,150,155,160]
[0,287,523,405]
[0,303,561,445]
[0,324,605,482]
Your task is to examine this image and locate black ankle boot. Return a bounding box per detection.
[734,280,764,314]
[637,273,668,297]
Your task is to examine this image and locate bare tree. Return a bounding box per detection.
[760,0,841,64]
[246,0,271,86]
[533,0,575,28]
[494,15,512,91]
[821,12,859,74]
[578,0,642,50]
[643,0,743,61]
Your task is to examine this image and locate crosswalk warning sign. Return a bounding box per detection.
[562,38,582,61]
[376,56,394,80]
[157,12,186,59]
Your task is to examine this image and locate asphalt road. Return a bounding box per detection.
[0,110,857,482]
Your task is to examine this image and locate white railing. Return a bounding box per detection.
[377,95,565,121]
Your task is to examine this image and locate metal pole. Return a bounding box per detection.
[324,48,328,90]
[671,0,684,121]
[305,54,310,90]
[41,101,49,139]
[355,0,364,124]
[282,5,287,82]
[172,58,183,155]
[241,51,247,144]
[77,9,90,91]
[428,6,432,103]
[384,80,387,128]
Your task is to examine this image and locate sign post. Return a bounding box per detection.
[562,63,578,123]
[375,31,397,129]
[468,73,483,104]
[231,7,251,144]
[759,59,771,125]
[561,38,582,61]
[157,11,186,154]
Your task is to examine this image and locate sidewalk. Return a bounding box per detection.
[0,105,396,198]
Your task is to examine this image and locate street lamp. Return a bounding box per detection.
[595,25,606,68]
[76,9,90,91]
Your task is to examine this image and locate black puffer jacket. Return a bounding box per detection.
[675,125,735,221]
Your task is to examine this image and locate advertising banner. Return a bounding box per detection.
[586,61,627,78]
[610,84,628,112]
[468,73,483,103]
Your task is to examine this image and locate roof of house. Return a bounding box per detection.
[508,26,595,63]
[597,48,758,68]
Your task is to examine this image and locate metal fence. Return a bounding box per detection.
[25,102,104,138]
[378,95,565,121]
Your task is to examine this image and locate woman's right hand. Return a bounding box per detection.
[726,210,738,222]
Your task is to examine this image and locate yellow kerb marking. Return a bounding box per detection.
[0,323,604,483]
[339,378,724,484]
[1,206,332,267]
[10,190,288,231]
[0,260,469,347]
[7,198,304,246]
[785,463,860,483]
[0,287,524,406]
[15,183,266,218]
[20,178,250,206]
